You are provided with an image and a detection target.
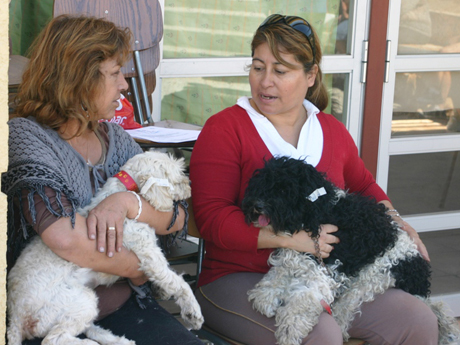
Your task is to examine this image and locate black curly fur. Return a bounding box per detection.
[242,156,431,297]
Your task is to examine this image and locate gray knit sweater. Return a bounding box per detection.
[1,117,142,258]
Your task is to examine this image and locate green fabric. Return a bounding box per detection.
[9,0,53,56]
[163,1,339,58]
[161,76,251,126]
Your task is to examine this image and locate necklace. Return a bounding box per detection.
[67,135,92,166]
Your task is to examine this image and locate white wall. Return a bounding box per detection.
[1,0,10,342]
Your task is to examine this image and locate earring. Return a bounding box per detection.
[81,104,90,119]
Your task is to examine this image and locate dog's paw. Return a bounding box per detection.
[77,340,101,345]
[103,336,135,345]
[85,324,136,345]
[179,299,204,330]
[248,289,281,317]
[251,298,279,318]
[275,325,305,345]
[182,311,205,330]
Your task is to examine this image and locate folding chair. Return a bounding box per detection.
[184,200,244,345]
[53,0,163,124]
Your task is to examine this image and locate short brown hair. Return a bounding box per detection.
[251,18,329,111]
[14,15,132,135]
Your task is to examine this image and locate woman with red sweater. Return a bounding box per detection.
[189,14,437,345]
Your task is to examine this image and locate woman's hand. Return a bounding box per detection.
[286,224,340,258]
[87,191,139,258]
[379,200,430,262]
[258,223,339,258]
[404,222,430,261]
[394,218,430,262]
[42,214,147,281]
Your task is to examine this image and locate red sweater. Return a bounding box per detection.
[189,105,389,287]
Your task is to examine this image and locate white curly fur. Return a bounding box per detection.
[249,248,346,344]
[7,150,204,345]
[249,230,460,345]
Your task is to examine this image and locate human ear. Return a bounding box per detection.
[306,64,318,87]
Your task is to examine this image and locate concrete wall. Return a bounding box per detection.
[1,0,9,342]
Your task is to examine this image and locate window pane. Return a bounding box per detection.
[163,0,351,58]
[161,76,251,125]
[398,0,460,55]
[328,73,350,125]
[161,73,349,126]
[387,151,460,215]
[392,71,460,137]
[419,229,460,295]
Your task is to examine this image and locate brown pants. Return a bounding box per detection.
[195,272,438,345]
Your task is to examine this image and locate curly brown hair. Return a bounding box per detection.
[251,17,329,111]
[14,15,132,136]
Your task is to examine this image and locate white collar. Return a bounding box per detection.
[238,96,323,166]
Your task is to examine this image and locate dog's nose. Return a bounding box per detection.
[253,200,267,210]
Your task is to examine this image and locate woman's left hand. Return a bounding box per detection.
[379,200,430,261]
[391,214,430,261]
[87,192,131,257]
[399,220,430,262]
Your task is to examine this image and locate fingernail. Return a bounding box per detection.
[108,252,113,258]
[117,247,122,252]
[99,247,105,253]
[90,234,96,240]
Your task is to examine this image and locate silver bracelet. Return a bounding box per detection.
[386,208,402,218]
[128,191,142,220]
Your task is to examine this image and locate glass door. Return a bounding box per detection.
[379,0,460,314]
[153,0,370,145]
[379,0,460,231]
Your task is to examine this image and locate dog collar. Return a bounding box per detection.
[114,170,139,192]
[320,299,332,315]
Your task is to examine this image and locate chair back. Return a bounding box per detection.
[185,198,205,278]
[186,198,202,239]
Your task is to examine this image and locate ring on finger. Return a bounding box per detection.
[108,226,116,231]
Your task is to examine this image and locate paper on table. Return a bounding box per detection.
[126,126,200,143]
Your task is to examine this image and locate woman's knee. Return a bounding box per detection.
[302,313,343,345]
[350,289,439,344]
[401,299,438,343]
[389,291,438,342]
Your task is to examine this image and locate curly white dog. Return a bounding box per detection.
[7,151,204,345]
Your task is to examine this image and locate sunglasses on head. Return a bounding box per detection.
[258,14,316,64]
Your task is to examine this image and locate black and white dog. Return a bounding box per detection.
[242,156,459,345]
